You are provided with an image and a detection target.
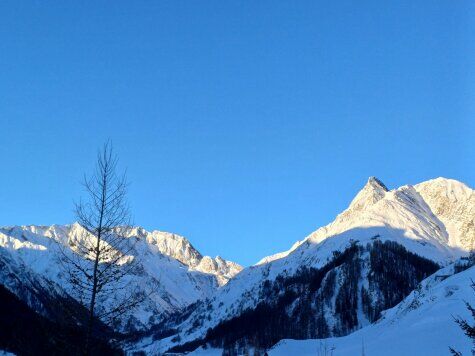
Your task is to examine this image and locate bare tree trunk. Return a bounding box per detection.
[84,160,107,356]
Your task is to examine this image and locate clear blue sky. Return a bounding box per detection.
[0,1,473,266]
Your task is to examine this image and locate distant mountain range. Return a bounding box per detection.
[0,223,242,334]
[1,177,474,355]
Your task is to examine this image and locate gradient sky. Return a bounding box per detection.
[0,1,474,266]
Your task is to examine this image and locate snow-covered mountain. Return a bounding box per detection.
[1,176,473,355]
[260,177,470,265]
[268,260,475,356]
[121,227,241,286]
[134,177,474,354]
[0,224,242,331]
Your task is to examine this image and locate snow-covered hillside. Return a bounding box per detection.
[0,224,241,331]
[269,262,475,356]
[1,176,473,354]
[139,177,474,354]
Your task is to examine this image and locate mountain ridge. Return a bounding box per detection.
[0,223,242,332]
[1,176,474,354]
[256,176,475,265]
[135,176,474,354]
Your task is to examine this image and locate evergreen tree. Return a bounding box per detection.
[450,281,475,356]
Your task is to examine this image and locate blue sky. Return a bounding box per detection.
[0,1,473,266]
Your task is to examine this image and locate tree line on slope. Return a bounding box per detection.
[169,240,440,355]
[0,284,120,355]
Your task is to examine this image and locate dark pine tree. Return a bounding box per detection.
[450,280,475,356]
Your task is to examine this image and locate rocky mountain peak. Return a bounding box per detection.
[347,176,388,212]
[367,176,389,191]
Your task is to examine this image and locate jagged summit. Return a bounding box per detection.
[125,226,242,284]
[346,176,388,213]
[367,176,388,191]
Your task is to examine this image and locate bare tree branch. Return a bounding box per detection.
[57,142,146,356]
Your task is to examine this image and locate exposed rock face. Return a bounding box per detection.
[415,177,475,251]
[347,176,389,213]
[123,227,242,285]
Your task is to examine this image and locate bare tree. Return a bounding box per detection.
[58,142,142,355]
